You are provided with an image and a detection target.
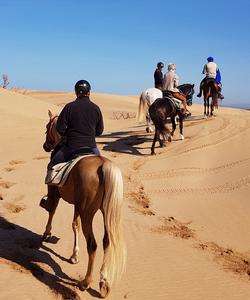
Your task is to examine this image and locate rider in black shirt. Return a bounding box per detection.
[40,80,104,212]
[154,62,164,89]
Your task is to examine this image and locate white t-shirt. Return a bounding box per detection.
[203,62,217,79]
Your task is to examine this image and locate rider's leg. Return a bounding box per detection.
[40,146,72,212]
[197,78,205,97]
[217,83,224,99]
[172,92,187,114]
[40,185,60,212]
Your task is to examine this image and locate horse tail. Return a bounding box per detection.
[137,92,147,123]
[101,161,126,286]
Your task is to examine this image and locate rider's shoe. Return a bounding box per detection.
[39,185,59,212]
[39,195,53,212]
[197,92,202,98]
[181,109,190,119]
[218,93,224,99]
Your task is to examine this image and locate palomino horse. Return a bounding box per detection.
[148,84,195,155]
[202,79,219,116]
[41,110,126,298]
[138,87,163,132]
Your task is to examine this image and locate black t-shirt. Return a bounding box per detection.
[56,96,104,149]
[154,69,163,87]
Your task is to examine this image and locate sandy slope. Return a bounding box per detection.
[0,87,250,300]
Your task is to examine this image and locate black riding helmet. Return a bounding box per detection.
[157,62,164,68]
[75,80,91,95]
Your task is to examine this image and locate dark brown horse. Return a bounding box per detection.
[149,84,195,155]
[202,79,219,116]
[41,110,126,298]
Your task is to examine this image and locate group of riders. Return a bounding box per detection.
[154,57,224,117]
[40,57,224,212]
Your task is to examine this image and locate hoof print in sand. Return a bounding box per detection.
[128,185,155,216]
[9,160,25,166]
[196,242,250,280]
[33,156,49,160]
[152,216,195,239]
[0,180,16,189]
[4,167,16,172]
[4,203,26,214]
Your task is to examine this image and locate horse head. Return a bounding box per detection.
[178,84,195,106]
[43,110,61,152]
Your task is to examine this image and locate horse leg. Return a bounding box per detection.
[210,96,215,116]
[99,218,111,298]
[146,115,154,133]
[69,207,80,264]
[207,98,210,117]
[210,102,213,116]
[159,129,167,147]
[151,128,158,155]
[178,113,184,140]
[79,214,97,291]
[42,186,60,241]
[204,100,207,116]
[170,116,176,137]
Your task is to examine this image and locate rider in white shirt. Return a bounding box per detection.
[162,63,188,116]
[197,57,224,99]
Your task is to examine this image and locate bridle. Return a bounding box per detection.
[179,84,194,106]
[44,116,61,151]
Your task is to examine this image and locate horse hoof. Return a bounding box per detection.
[78,280,90,291]
[151,152,156,155]
[168,136,172,142]
[42,232,51,242]
[180,134,184,140]
[99,279,110,298]
[146,127,154,133]
[69,256,79,264]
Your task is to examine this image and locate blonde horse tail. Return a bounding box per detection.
[137,93,147,123]
[102,161,127,286]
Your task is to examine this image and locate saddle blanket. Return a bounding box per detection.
[45,154,97,187]
[170,98,182,109]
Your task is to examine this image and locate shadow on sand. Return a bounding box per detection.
[0,215,101,299]
[98,129,152,156]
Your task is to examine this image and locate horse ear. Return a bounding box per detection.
[48,110,53,119]
[192,84,195,87]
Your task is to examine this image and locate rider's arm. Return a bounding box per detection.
[95,108,104,136]
[56,105,69,136]
[202,64,206,74]
[174,74,179,88]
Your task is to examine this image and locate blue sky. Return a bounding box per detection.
[1,0,250,108]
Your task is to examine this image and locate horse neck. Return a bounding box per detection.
[179,84,191,96]
[50,117,61,146]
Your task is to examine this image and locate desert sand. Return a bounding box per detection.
[0,87,250,300]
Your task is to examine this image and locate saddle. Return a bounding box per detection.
[162,91,182,110]
[45,153,97,187]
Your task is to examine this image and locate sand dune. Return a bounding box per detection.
[0,87,250,300]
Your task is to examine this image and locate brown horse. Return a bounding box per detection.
[41,110,126,298]
[202,79,219,116]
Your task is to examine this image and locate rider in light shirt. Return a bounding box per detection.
[162,63,188,117]
[197,57,224,99]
